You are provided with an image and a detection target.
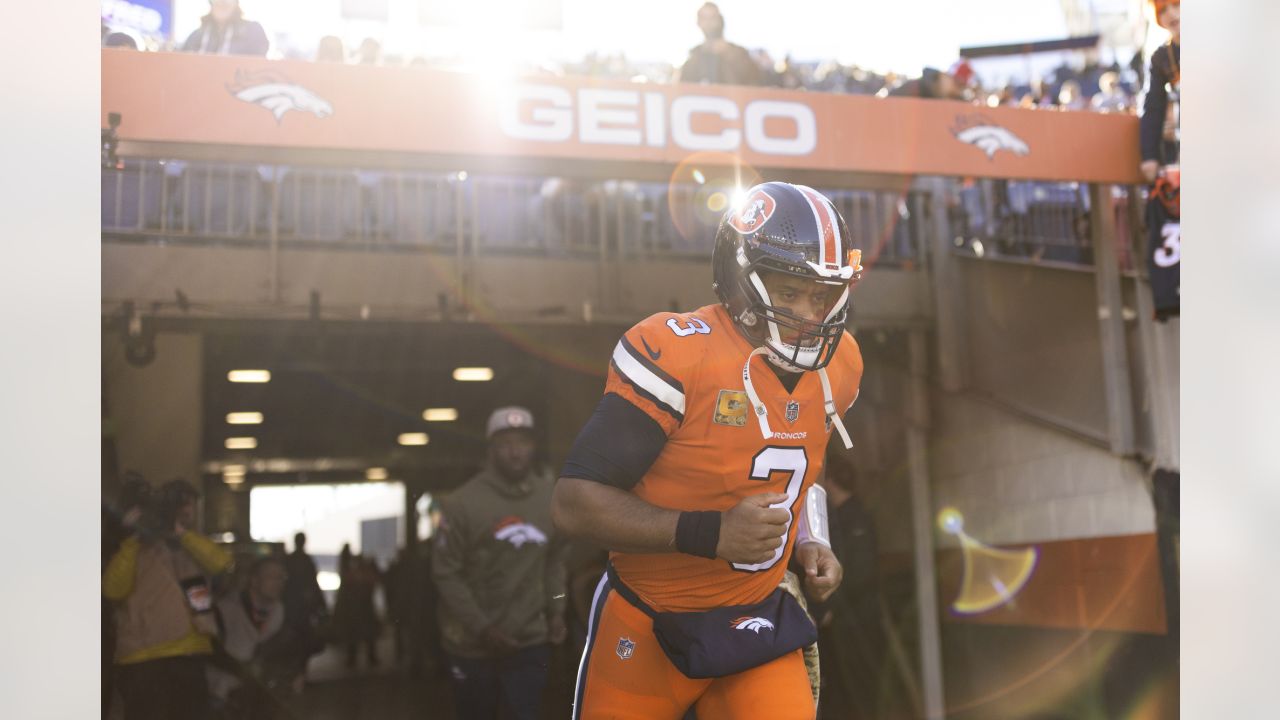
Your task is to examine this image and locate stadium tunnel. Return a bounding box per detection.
[102,47,1178,720]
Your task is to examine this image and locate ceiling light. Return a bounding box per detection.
[398,433,429,446]
[226,412,263,425]
[228,369,271,383]
[366,467,389,481]
[423,407,458,422]
[453,367,493,382]
[222,466,245,485]
[225,437,257,450]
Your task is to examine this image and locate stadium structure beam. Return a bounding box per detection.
[906,328,946,719]
[959,34,1101,59]
[1090,183,1136,455]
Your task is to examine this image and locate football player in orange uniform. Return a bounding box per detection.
[552,181,864,719]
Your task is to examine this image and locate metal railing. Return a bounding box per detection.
[944,178,1144,275]
[101,158,928,267]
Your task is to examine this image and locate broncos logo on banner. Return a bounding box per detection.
[227,70,334,123]
[730,616,776,633]
[493,516,548,548]
[950,114,1030,160]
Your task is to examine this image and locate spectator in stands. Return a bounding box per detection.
[104,32,138,50]
[180,0,268,56]
[1057,79,1087,111]
[280,532,327,690]
[1017,78,1051,109]
[432,407,568,720]
[771,53,804,90]
[1091,71,1131,113]
[1140,0,1180,183]
[949,58,978,100]
[356,37,382,65]
[888,66,966,100]
[103,478,233,720]
[678,2,761,86]
[316,35,346,63]
[207,556,288,713]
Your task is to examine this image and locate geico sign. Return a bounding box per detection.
[500,86,817,156]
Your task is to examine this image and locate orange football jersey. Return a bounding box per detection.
[604,303,863,612]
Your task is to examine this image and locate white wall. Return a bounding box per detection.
[930,392,1155,547]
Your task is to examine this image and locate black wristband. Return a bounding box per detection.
[675,511,721,559]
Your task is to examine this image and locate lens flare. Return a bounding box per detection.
[667,152,761,247]
[937,507,1038,615]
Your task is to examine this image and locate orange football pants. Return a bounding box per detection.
[572,575,814,720]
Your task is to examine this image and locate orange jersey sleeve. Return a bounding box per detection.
[833,330,864,415]
[603,311,712,437]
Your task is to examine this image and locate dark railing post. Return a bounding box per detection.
[268,166,280,304]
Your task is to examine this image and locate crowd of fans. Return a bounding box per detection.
[103,0,1149,117]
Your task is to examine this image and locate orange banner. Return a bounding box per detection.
[102,49,1143,184]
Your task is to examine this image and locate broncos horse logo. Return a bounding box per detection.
[493,518,549,549]
[729,189,777,234]
[731,616,776,633]
[951,115,1030,160]
[228,70,334,123]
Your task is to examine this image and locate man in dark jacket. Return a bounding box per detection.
[1139,0,1180,183]
[816,454,889,720]
[180,0,268,56]
[432,407,568,720]
[678,2,761,87]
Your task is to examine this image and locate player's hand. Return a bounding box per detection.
[1140,160,1160,184]
[795,541,842,603]
[547,614,567,645]
[484,626,519,655]
[717,493,791,565]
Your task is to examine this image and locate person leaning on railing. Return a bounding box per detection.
[1139,0,1180,183]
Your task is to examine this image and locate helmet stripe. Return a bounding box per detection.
[796,185,839,269]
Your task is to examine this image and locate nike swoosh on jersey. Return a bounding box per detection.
[641,337,662,361]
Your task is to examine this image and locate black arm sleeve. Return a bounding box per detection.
[560,393,669,490]
[1140,47,1171,163]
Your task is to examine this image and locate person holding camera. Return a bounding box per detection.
[103,478,233,720]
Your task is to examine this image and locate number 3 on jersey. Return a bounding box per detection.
[732,446,808,572]
[1154,222,1180,268]
[667,317,711,337]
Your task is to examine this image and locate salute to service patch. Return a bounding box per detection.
[713,390,750,427]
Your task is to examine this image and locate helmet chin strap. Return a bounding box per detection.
[818,366,854,450]
[742,347,853,450]
[743,347,775,440]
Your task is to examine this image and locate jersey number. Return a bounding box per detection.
[667,317,711,337]
[1154,222,1180,268]
[732,446,808,572]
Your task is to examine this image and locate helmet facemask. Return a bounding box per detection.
[738,267,850,372]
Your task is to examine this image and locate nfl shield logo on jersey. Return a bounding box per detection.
[616,637,635,660]
[785,400,800,424]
